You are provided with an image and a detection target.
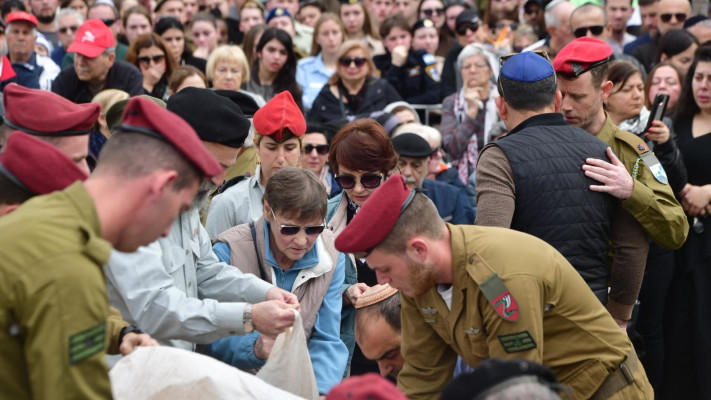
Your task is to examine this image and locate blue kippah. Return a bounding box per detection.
[266,7,292,23]
[500,52,553,82]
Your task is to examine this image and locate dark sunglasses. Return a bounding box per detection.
[660,13,686,23]
[338,56,367,67]
[334,173,383,189]
[456,21,479,35]
[304,144,329,155]
[422,7,444,16]
[270,209,325,236]
[573,25,604,38]
[137,54,166,66]
[496,21,518,30]
[58,25,79,34]
[101,18,117,27]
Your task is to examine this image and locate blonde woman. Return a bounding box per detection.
[206,45,266,105]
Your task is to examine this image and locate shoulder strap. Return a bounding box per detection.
[249,220,268,281]
[616,130,650,155]
[218,174,249,194]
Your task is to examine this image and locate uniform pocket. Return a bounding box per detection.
[162,245,187,292]
[555,357,609,399]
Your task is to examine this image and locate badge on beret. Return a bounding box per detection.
[275,8,284,15]
[424,19,434,27]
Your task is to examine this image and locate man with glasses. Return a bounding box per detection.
[630,0,689,71]
[51,8,82,67]
[391,133,473,224]
[52,19,142,103]
[334,172,654,400]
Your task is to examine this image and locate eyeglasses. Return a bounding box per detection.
[338,56,367,68]
[101,18,117,27]
[422,7,444,17]
[334,173,383,189]
[456,21,479,35]
[304,144,329,155]
[573,25,605,38]
[660,13,687,23]
[58,25,79,34]
[496,21,518,30]
[137,54,166,66]
[270,208,326,236]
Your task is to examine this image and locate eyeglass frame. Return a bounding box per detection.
[334,172,384,190]
[269,208,326,236]
[303,144,330,155]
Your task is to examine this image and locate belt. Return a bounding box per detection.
[590,348,639,400]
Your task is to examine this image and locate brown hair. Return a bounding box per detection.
[644,62,683,109]
[328,119,397,176]
[379,14,410,41]
[327,40,377,86]
[243,23,267,68]
[168,65,208,93]
[377,191,445,254]
[607,60,642,94]
[263,167,328,222]
[310,12,346,56]
[122,5,152,29]
[339,1,379,39]
[126,32,177,80]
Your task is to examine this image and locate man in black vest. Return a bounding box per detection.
[475,51,646,330]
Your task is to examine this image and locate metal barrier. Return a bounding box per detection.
[409,104,443,126]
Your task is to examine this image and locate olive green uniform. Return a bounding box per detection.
[598,115,688,249]
[398,224,653,400]
[0,182,113,399]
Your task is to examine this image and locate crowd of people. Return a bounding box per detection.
[0,0,710,398]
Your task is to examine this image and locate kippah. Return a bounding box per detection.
[355,284,399,308]
[266,7,292,23]
[500,51,553,82]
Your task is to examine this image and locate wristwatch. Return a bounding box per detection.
[118,325,144,345]
[243,304,254,333]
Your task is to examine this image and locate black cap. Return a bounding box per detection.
[392,133,432,158]
[456,9,480,29]
[684,14,708,29]
[338,0,361,5]
[439,359,561,400]
[412,18,436,33]
[167,87,250,148]
[214,90,260,118]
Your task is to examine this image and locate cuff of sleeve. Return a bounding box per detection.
[215,303,246,335]
[622,181,653,218]
[606,297,634,321]
[245,333,268,368]
[654,139,674,154]
[250,277,274,302]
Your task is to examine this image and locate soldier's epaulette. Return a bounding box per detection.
[218,174,249,194]
[616,130,649,155]
[466,254,519,322]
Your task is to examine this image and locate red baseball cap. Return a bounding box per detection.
[334,175,415,255]
[3,83,100,136]
[119,97,223,179]
[326,373,407,400]
[253,91,306,142]
[68,19,116,58]
[0,132,88,195]
[552,37,613,78]
[6,11,38,27]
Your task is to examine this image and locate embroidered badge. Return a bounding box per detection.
[464,327,481,335]
[498,331,537,353]
[68,322,106,365]
[422,307,437,323]
[492,291,519,321]
[637,143,647,152]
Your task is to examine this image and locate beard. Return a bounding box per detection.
[404,258,437,297]
[191,180,216,214]
[36,13,56,24]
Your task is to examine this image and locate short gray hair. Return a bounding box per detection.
[55,8,85,30]
[456,43,499,82]
[544,0,566,28]
[7,22,38,38]
[487,381,562,400]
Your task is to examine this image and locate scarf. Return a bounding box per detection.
[618,107,651,136]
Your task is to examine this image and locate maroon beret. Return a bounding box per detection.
[0,131,88,195]
[253,91,306,142]
[6,11,38,27]
[326,373,407,400]
[3,83,100,136]
[553,37,613,78]
[334,175,415,255]
[119,97,222,178]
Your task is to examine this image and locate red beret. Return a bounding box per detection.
[326,373,407,400]
[67,19,116,58]
[0,131,88,195]
[3,83,100,136]
[6,11,38,27]
[119,97,222,178]
[253,91,305,142]
[334,175,415,255]
[552,37,613,78]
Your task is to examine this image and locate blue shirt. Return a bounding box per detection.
[296,54,334,111]
[209,220,347,394]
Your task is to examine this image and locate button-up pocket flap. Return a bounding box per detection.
[162,245,185,274]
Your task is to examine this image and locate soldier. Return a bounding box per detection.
[553,37,688,250]
[0,97,221,399]
[335,174,653,400]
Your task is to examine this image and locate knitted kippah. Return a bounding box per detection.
[355,284,399,309]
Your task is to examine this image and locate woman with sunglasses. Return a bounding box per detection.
[125,33,176,101]
[373,15,441,104]
[339,0,385,57]
[301,125,341,198]
[307,40,401,125]
[208,167,348,396]
[324,119,398,376]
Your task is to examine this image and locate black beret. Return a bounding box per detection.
[439,359,560,400]
[456,9,480,28]
[167,87,250,148]
[392,133,433,158]
[214,89,260,118]
[412,18,436,34]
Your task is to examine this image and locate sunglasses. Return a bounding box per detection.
[338,56,367,67]
[422,7,444,17]
[270,208,326,236]
[137,54,165,66]
[660,13,686,23]
[304,144,329,155]
[496,21,518,30]
[58,25,79,34]
[573,25,604,38]
[101,18,117,27]
[334,173,383,189]
[456,21,479,35]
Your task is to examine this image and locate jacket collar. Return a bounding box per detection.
[507,112,568,136]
